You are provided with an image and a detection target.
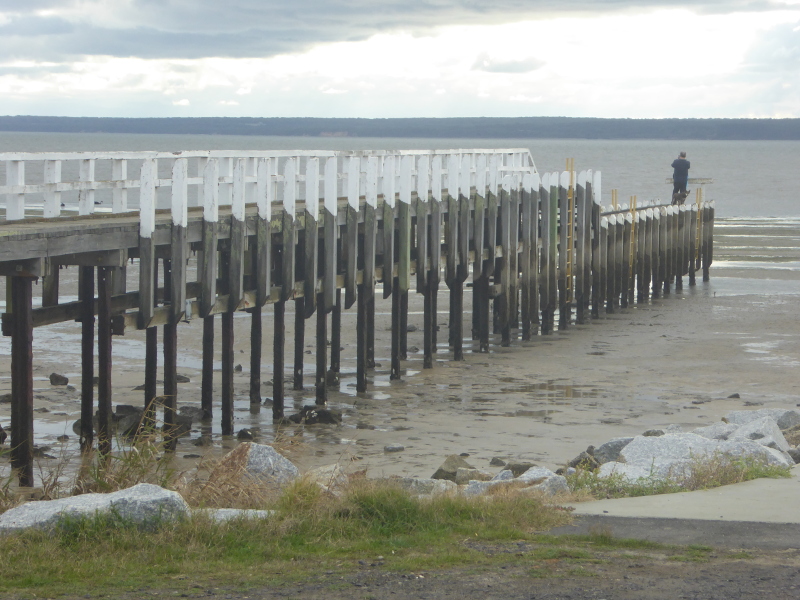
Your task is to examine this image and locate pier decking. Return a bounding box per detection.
[0,149,714,486]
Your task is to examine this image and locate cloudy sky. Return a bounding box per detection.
[1,0,800,118]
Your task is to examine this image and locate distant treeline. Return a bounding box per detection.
[3,115,800,140]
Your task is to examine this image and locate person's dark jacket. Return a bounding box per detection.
[672,158,690,181]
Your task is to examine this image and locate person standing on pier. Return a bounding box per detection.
[671,151,690,197]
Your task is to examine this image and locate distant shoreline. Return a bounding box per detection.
[3,115,800,140]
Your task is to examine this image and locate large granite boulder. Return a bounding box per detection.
[212,443,299,486]
[728,416,790,452]
[0,483,189,534]
[431,455,475,482]
[593,437,634,464]
[725,409,800,431]
[394,477,458,496]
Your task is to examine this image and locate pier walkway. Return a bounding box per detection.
[0,149,714,485]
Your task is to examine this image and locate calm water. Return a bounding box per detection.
[2,131,799,218]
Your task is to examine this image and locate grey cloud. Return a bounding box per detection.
[0,1,796,61]
[472,53,545,73]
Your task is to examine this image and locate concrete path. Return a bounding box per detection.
[550,465,800,548]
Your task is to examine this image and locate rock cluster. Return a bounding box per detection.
[568,408,800,483]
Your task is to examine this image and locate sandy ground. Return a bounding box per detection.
[2,220,800,485]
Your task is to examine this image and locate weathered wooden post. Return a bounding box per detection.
[359,156,378,390]
[520,171,536,338]
[322,157,339,387]
[688,204,698,286]
[394,155,413,371]
[605,214,616,314]
[139,158,157,431]
[574,172,587,324]
[651,208,661,299]
[9,273,35,486]
[558,171,571,329]
[539,173,552,332]
[250,158,273,407]
[426,155,443,363]
[590,173,602,319]
[200,159,219,420]
[621,211,632,309]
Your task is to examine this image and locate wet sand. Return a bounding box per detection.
[2,219,799,483]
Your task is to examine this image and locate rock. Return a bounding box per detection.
[642,429,664,437]
[462,480,505,496]
[49,373,69,386]
[179,405,210,422]
[528,475,569,496]
[194,508,275,523]
[234,364,243,372]
[504,462,536,477]
[163,414,193,439]
[406,324,418,332]
[193,436,213,447]
[717,439,793,467]
[593,437,634,464]
[237,429,254,441]
[598,462,669,482]
[0,424,6,445]
[487,469,513,482]
[454,468,493,485]
[356,422,375,430]
[114,404,142,416]
[665,424,683,433]
[432,455,475,481]
[288,406,342,425]
[621,433,721,465]
[489,457,507,467]
[517,466,559,484]
[787,447,800,464]
[0,483,189,534]
[783,425,800,447]
[725,409,800,431]
[728,416,790,452]
[384,444,405,453]
[116,412,144,438]
[692,422,739,441]
[393,478,457,496]
[303,464,348,493]
[568,451,599,470]
[0,393,12,404]
[176,374,191,383]
[212,442,299,486]
[728,393,741,399]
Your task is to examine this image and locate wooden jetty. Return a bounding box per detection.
[0,149,715,486]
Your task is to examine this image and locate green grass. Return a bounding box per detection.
[0,479,573,597]
[566,454,792,500]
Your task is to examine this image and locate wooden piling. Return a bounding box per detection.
[540,174,553,332]
[360,156,378,389]
[79,265,95,450]
[557,171,570,329]
[163,258,178,448]
[10,275,34,486]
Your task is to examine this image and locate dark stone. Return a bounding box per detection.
[134,384,146,391]
[34,407,50,413]
[643,429,665,437]
[57,434,69,442]
[49,373,69,386]
[568,451,599,470]
[179,405,210,422]
[193,436,213,447]
[234,364,243,372]
[431,454,475,481]
[237,429,254,441]
[0,424,6,444]
[287,405,343,425]
[176,374,191,383]
[183,454,202,459]
[489,457,507,467]
[787,447,800,464]
[406,324,418,332]
[163,414,193,439]
[505,462,537,477]
[356,422,376,430]
[262,398,274,407]
[384,445,405,453]
[0,393,12,404]
[459,452,470,457]
[728,393,741,398]
[115,404,142,416]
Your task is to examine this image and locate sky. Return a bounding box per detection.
[1,1,800,119]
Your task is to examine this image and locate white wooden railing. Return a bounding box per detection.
[0,149,537,223]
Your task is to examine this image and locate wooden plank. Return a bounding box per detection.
[315,287,327,403]
[329,288,341,385]
[605,214,616,313]
[9,275,34,486]
[42,260,59,307]
[280,158,297,303]
[5,161,25,221]
[345,156,359,308]
[294,293,305,391]
[575,172,587,324]
[171,158,188,321]
[43,159,61,218]
[228,158,247,312]
[583,172,593,318]
[323,157,338,313]
[304,157,319,317]
[557,171,570,329]
[255,158,273,306]
[221,309,234,435]
[621,213,631,308]
[539,174,552,332]
[429,155,443,354]
[382,155,396,299]
[689,205,697,286]
[138,158,157,328]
